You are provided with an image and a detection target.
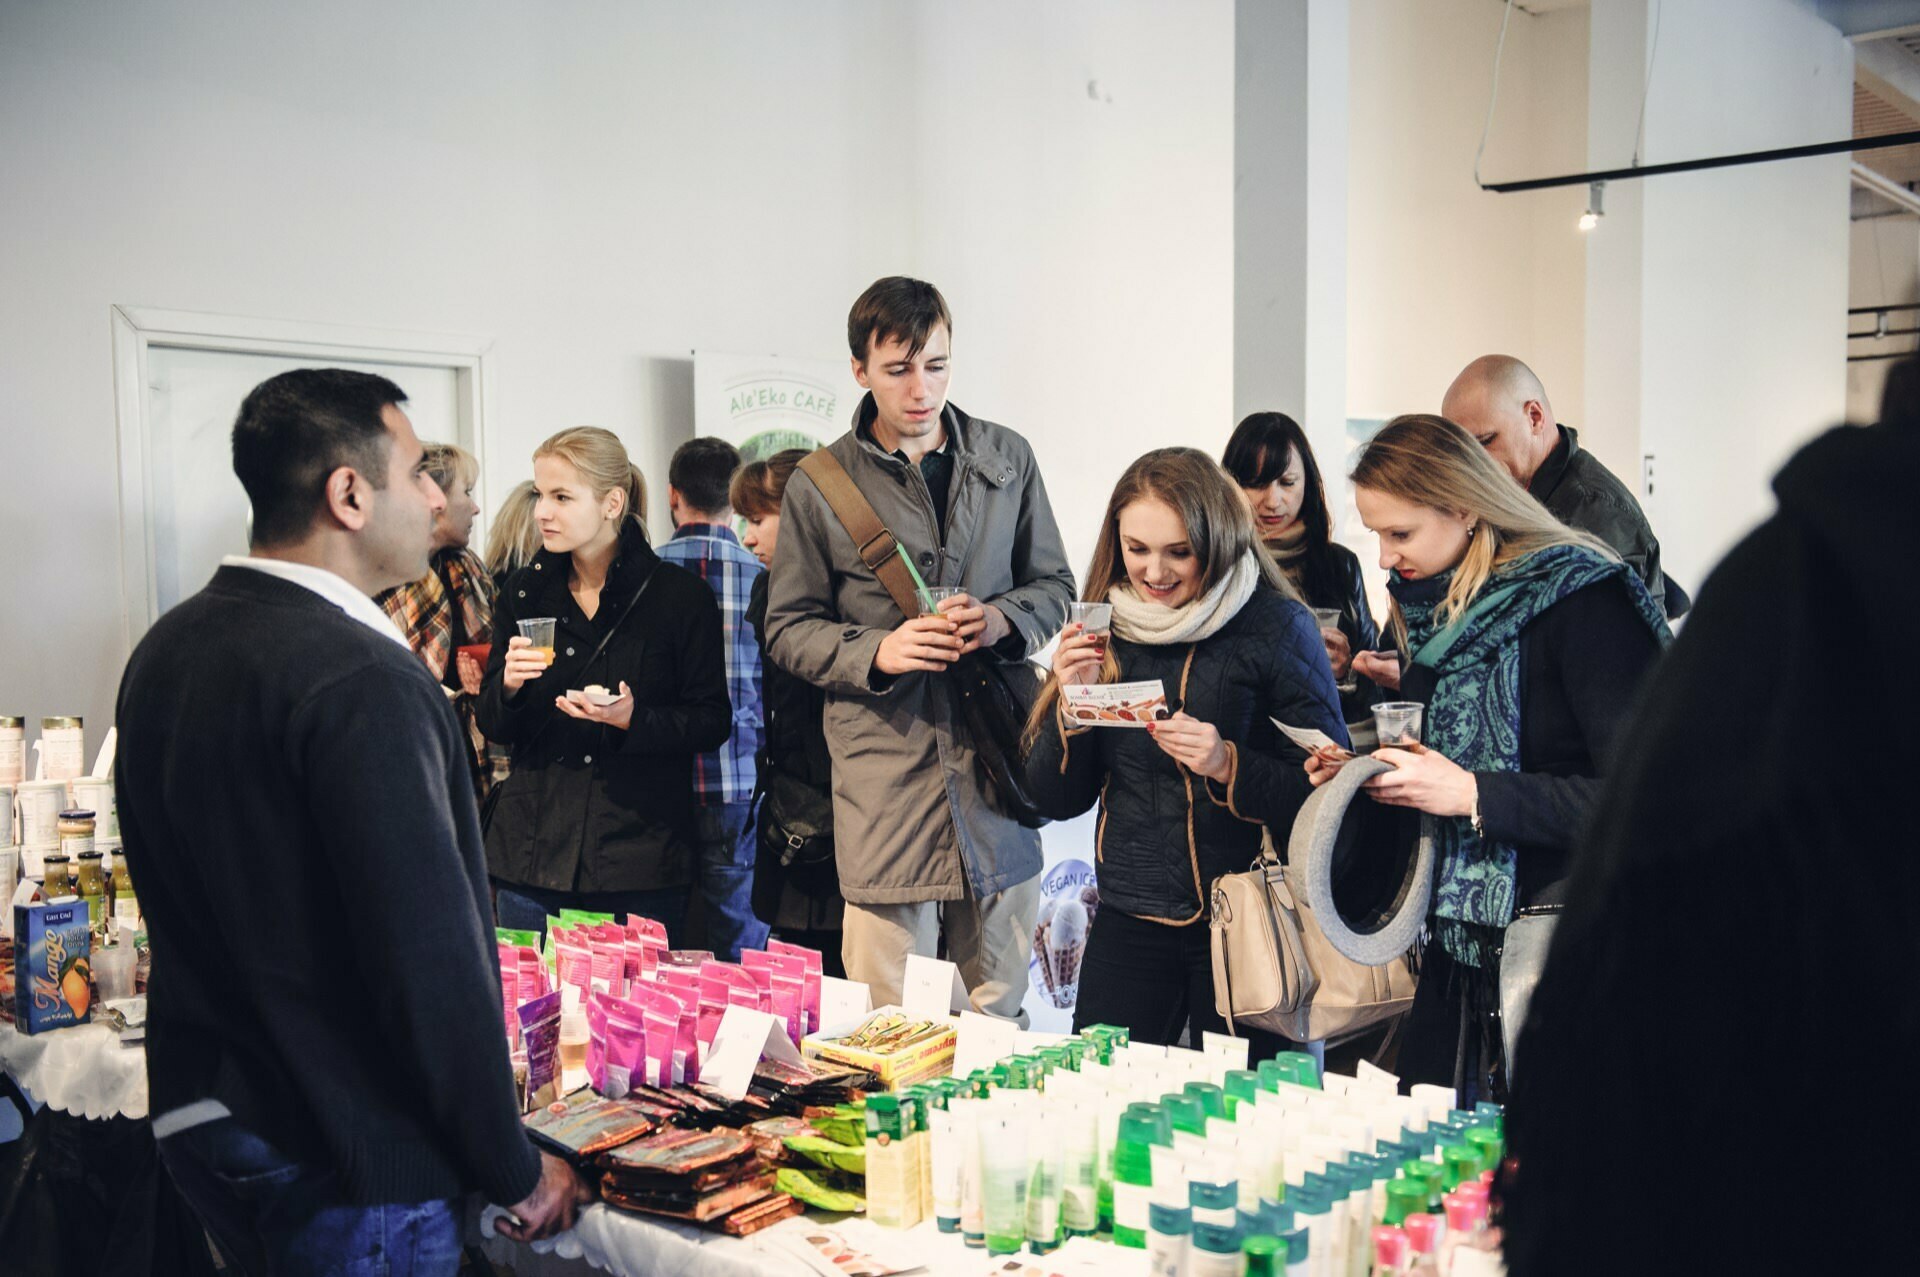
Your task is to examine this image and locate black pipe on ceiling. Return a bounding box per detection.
[1481,129,1920,194]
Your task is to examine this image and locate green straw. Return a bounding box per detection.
[896,544,937,614]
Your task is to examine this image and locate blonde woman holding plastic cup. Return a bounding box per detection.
[1311,414,1668,1103]
[478,426,730,942]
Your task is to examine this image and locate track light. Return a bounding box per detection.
[1578,180,1605,231]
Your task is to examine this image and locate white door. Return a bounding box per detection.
[143,347,462,614]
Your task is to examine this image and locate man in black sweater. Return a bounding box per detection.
[117,370,586,1274]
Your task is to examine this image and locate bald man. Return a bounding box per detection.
[1442,355,1686,617]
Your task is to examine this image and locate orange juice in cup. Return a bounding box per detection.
[517,617,558,667]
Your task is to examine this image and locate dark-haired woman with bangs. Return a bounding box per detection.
[1223,412,1380,720]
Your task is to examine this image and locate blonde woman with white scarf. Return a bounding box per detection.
[1022,448,1348,1055]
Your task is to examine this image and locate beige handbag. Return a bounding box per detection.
[1209,757,1422,1045]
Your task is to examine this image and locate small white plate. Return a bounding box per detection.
[568,688,622,708]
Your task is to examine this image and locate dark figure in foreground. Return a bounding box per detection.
[1502,373,1920,1274]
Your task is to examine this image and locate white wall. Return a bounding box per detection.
[1346,0,1590,449]
[1589,0,1852,596]
[0,0,1234,742]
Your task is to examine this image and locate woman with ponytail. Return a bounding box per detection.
[479,426,730,938]
[1311,414,1668,1101]
[1022,448,1346,1055]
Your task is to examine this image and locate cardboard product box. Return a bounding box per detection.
[13,901,92,1034]
[801,1004,955,1089]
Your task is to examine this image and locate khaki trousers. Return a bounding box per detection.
[841,876,1040,1025]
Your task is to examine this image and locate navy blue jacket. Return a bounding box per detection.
[1024,585,1348,922]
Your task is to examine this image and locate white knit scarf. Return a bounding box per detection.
[1107,551,1260,647]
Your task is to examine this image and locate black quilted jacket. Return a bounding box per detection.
[1023,585,1348,922]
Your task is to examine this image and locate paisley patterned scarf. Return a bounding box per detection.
[1389,543,1668,966]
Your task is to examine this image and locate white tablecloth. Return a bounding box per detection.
[478,1204,1144,1277]
[0,1019,147,1120]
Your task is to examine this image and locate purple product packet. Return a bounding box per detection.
[517,990,564,1100]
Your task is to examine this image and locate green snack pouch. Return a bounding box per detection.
[776,1167,868,1213]
[496,927,541,950]
[785,1134,868,1175]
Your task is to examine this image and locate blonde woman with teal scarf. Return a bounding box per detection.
[1307,414,1668,1103]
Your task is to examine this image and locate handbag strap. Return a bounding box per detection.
[798,448,924,621]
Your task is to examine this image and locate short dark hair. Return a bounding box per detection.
[730,448,808,520]
[1221,411,1340,596]
[668,436,743,515]
[232,368,407,547]
[847,276,952,364]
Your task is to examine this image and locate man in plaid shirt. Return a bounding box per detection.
[659,437,770,960]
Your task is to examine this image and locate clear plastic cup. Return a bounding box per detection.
[1311,607,1343,632]
[93,941,137,1002]
[921,586,965,615]
[516,617,557,666]
[1067,601,1113,636]
[1372,702,1425,749]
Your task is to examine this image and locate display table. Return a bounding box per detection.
[0,1018,148,1119]
[477,1204,1144,1277]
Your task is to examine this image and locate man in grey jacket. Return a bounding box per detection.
[1443,354,1688,618]
[766,277,1074,1018]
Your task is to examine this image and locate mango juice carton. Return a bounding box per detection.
[14,901,92,1033]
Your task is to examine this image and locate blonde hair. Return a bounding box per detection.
[421,441,478,494]
[483,480,542,580]
[533,426,649,532]
[1023,447,1291,748]
[1350,414,1613,636]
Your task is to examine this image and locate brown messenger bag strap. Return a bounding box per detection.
[798,448,925,621]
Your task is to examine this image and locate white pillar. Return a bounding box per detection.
[1235,0,1349,502]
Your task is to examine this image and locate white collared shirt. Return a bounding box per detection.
[220,555,410,649]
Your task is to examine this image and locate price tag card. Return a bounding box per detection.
[1201,1031,1250,1072]
[816,976,873,1036]
[702,1005,803,1100]
[901,953,969,1019]
[953,1010,1022,1077]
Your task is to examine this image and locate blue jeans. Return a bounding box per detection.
[493,881,691,947]
[696,801,769,962]
[157,1117,460,1277]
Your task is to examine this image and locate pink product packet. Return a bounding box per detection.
[603,1015,647,1098]
[555,943,593,998]
[624,915,668,948]
[585,996,610,1092]
[587,939,626,999]
[517,947,546,1000]
[765,939,824,1035]
[621,985,692,1087]
[698,961,761,1051]
[501,963,522,1047]
[769,981,803,1048]
[660,948,714,973]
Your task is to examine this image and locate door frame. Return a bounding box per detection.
[109,305,495,645]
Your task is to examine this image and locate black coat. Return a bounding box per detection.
[478,521,731,894]
[1400,575,1661,907]
[1502,416,1920,1275]
[746,573,842,930]
[1288,541,1382,722]
[748,574,831,792]
[1024,585,1348,922]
